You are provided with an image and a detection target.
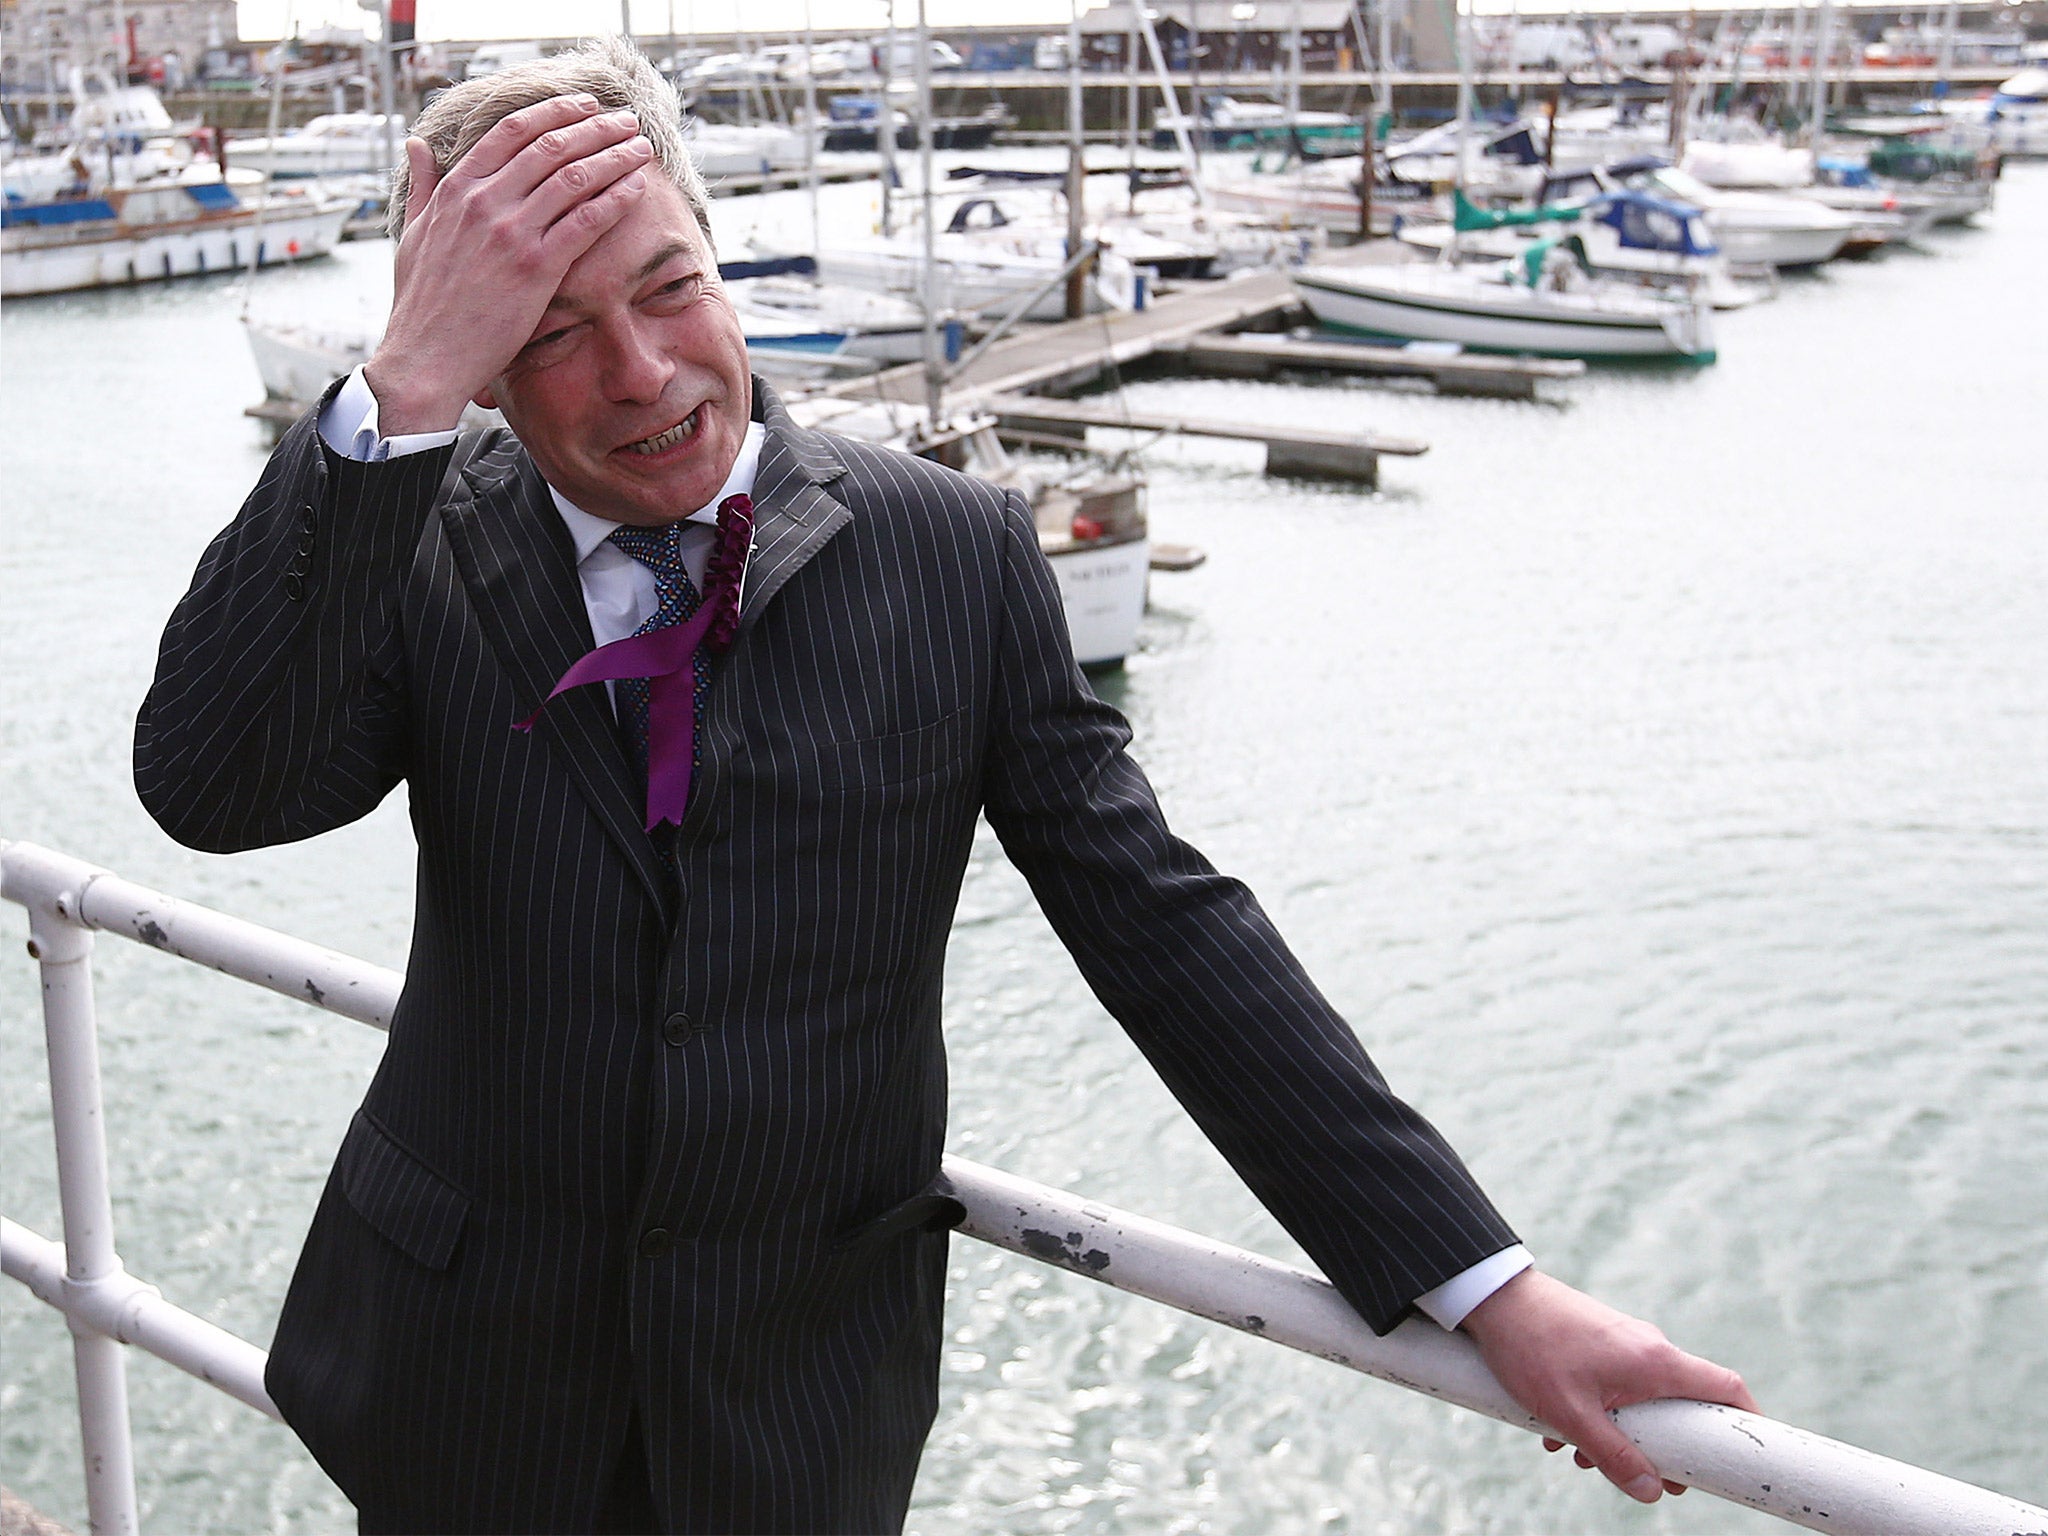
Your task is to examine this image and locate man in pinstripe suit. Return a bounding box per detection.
[136,40,1751,1536]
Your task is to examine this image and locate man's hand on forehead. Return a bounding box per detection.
[365,94,658,436]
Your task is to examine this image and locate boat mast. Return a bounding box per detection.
[1805,0,1835,147]
[1933,0,1960,99]
[802,0,820,255]
[1134,1,1205,200]
[916,0,943,426]
[1453,0,1471,200]
[1377,0,1395,129]
[372,0,398,189]
[242,1,291,309]
[1126,7,1141,214]
[1065,0,1087,319]
[878,2,899,237]
[1287,0,1303,130]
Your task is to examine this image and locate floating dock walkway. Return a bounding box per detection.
[984,391,1428,484]
[820,242,1579,484]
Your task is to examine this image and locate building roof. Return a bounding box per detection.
[1080,1,1364,38]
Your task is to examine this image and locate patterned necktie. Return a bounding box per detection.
[607,522,708,798]
[513,495,754,832]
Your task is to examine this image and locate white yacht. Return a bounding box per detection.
[225,114,405,178]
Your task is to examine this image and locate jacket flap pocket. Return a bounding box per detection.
[817,709,969,790]
[337,1110,471,1271]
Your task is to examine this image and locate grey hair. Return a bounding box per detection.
[385,36,711,243]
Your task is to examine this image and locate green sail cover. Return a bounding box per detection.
[1454,188,1585,232]
[1519,233,1591,288]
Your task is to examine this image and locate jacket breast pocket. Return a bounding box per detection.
[336,1109,471,1271]
[815,708,971,792]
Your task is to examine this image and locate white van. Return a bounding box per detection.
[1510,23,1591,70]
[1606,24,1685,71]
[871,37,965,76]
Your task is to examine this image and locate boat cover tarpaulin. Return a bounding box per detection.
[1,198,118,228]
[1594,190,1717,256]
[1453,189,1583,232]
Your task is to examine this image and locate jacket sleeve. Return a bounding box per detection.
[133,405,456,854]
[978,492,1518,1336]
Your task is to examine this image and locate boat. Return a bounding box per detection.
[1398,188,1773,309]
[719,256,934,371]
[1293,238,1716,362]
[1679,139,1941,254]
[1201,151,1428,236]
[797,214,1145,322]
[1852,138,2000,223]
[817,98,1013,153]
[943,166,1328,281]
[1680,138,1815,191]
[1151,91,1359,153]
[0,78,202,203]
[1936,68,2048,157]
[2,172,354,297]
[684,120,809,179]
[1548,158,1856,269]
[224,113,405,179]
[787,395,1156,668]
[1195,118,1551,237]
[240,317,505,442]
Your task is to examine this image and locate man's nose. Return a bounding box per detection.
[599,318,675,403]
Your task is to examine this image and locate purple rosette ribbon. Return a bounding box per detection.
[514,493,755,831]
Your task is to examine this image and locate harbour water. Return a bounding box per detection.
[4,162,2045,1533]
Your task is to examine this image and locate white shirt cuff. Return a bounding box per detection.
[318,366,462,462]
[1414,1244,1535,1332]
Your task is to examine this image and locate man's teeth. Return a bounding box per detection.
[629,416,696,455]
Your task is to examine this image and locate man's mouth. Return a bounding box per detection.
[625,407,701,456]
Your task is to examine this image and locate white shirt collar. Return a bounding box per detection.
[550,421,767,566]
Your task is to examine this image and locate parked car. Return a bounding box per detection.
[465,42,544,79]
[686,50,783,86]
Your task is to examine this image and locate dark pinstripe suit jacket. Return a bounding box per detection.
[135,378,1516,1534]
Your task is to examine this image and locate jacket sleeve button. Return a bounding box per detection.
[637,1227,673,1259]
[662,1011,694,1045]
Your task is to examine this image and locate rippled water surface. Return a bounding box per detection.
[4,162,2045,1534]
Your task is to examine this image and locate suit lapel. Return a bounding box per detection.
[740,382,854,632]
[437,437,675,920]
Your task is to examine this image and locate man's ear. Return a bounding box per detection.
[472,384,499,411]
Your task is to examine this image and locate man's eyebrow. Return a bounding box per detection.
[635,242,695,284]
[543,243,700,315]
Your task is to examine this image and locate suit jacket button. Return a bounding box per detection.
[638,1227,673,1259]
[662,1010,693,1045]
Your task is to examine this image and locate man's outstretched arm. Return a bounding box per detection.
[1462,1267,1759,1503]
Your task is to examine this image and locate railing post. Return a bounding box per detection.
[25,889,141,1536]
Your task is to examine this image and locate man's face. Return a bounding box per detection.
[476,176,751,528]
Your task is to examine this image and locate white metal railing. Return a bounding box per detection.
[4,838,2044,1536]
